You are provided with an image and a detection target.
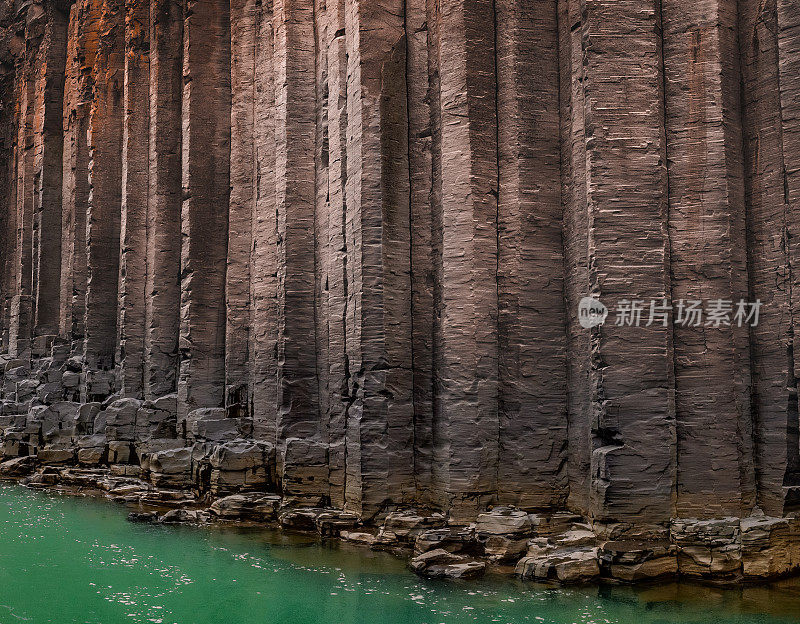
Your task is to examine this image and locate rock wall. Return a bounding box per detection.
[1,0,800,546]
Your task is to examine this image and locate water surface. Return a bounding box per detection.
[1,484,798,624]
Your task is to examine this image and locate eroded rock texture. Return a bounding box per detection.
[1,0,800,582]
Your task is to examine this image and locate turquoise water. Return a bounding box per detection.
[0,484,798,624]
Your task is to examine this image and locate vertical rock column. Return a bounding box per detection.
[582,0,674,524]
[431,0,499,521]
[738,0,797,516]
[424,0,444,510]
[32,1,67,338]
[272,0,321,497]
[406,0,435,507]
[778,0,800,510]
[0,83,16,351]
[118,0,149,397]
[226,0,257,416]
[662,0,755,518]
[313,0,330,467]
[84,0,124,397]
[145,0,182,400]
[557,0,591,516]
[178,0,230,419]
[11,47,36,358]
[324,0,349,507]
[495,0,568,510]
[60,0,101,351]
[250,0,278,441]
[343,0,415,518]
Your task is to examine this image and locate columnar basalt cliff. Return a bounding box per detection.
[1,0,800,584]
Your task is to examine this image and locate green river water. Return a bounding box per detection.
[1,484,799,624]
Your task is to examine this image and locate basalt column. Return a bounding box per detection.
[423,0,443,510]
[342,0,415,518]
[582,0,674,524]
[32,1,67,339]
[249,2,278,442]
[117,0,149,398]
[0,58,18,351]
[60,0,101,351]
[406,0,434,508]
[662,0,755,518]
[84,0,124,398]
[226,0,256,416]
[177,0,230,419]
[323,0,349,508]
[738,0,800,516]
[430,0,499,522]
[496,0,568,511]
[778,0,800,511]
[272,0,322,499]
[557,0,591,516]
[10,42,36,359]
[145,0,182,400]
[312,0,329,480]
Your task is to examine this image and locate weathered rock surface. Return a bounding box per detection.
[409,549,486,580]
[0,0,799,586]
[210,493,281,522]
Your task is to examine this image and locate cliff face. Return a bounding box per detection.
[0,0,799,540]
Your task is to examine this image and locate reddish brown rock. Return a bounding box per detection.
[177,0,230,419]
[581,0,674,523]
[1,0,800,584]
[342,0,415,518]
[431,0,499,523]
[144,0,182,400]
[272,0,320,497]
[225,0,256,416]
[663,0,754,518]
[495,0,567,511]
[118,0,149,398]
[249,1,278,442]
[60,0,100,352]
[32,1,66,338]
[84,0,124,377]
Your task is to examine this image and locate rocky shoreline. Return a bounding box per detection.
[3,458,800,586]
[2,341,800,586]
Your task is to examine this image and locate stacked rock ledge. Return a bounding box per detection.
[1,343,799,587]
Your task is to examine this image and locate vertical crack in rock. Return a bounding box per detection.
[405,0,434,506]
[313,0,330,500]
[557,0,591,516]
